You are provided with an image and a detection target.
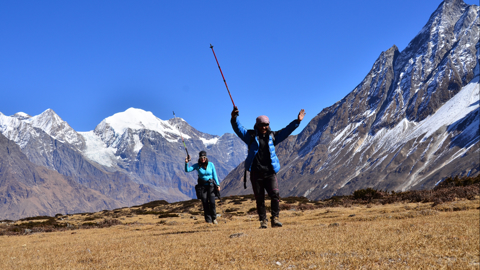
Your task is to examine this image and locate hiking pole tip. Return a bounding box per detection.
[210,44,213,48]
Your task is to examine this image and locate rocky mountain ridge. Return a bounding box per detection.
[0,133,122,220]
[221,0,479,199]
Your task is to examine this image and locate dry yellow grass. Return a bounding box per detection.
[1,197,479,269]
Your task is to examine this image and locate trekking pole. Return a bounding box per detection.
[172,111,190,160]
[210,44,236,108]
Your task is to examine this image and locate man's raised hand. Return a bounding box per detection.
[298,109,306,122]
[231,106,239,118]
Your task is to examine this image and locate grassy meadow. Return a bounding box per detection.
[0,189,479,270]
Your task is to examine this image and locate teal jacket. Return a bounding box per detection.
[185,162,220,186]
[231,116,300,173]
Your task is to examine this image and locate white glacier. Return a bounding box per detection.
[79,131,117,167]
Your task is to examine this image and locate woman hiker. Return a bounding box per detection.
[231,106,305,228]
[185,150,220,224]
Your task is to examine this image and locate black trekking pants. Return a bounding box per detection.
[198,185,217,223]
[250,171,280,221]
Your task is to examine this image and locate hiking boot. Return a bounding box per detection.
[213,219,218,225]
[271,217,282,227]
[259,219,268,229]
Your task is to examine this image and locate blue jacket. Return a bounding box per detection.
[185,162,220,186]
[231,117,300,173]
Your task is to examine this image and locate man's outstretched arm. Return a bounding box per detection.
[274,109,306,144]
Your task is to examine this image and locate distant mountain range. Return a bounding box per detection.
[1,0,478,221]
[0,108,246,220]
[221,0,479,199]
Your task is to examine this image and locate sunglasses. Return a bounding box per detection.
[259,123,270,127]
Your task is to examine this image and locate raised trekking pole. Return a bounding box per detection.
[173,111,190,161]
[210,44,245,189]
[210,44,236,108]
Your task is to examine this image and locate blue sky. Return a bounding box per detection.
[1,0,477,136]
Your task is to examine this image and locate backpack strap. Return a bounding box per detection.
[247,130,256,149]
[244,130,256,189]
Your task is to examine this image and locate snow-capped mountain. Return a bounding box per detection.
[0,107,246,219]
[0,109,84,153]
[81,108,184,168]
[221,0,479,199]
[79,107,246,197]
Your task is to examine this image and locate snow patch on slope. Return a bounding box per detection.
[406,75,479,141]
[79,131,117,167]
[200,137,219,146]
[304,187,315,197]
